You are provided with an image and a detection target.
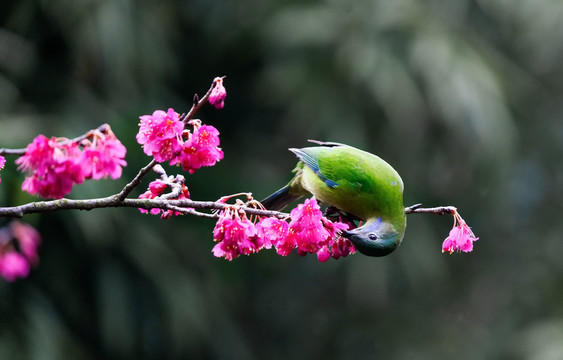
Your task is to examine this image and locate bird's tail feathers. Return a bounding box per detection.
[307,139,347,147]
[260,185,303,212]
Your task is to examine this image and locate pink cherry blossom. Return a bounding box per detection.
[137,108,184,163]
[138,179,168,215]
[0,221,42,281]
[138,180,191,219]
[212,209,257,260]
[15,134,54,173]
[274,230,299,257]
[208,77,227,109]
[265,198,353,261]
[442,211,479,254]
[148,180,168,195]
[330,236,357,259]
[318,217,354,262]
[255,217,288,250]
[179,125,223,174]
[82,131,127,180]
[0,252,30,282]
[288,198,329,254]
[10,221,41,265]
[16,136,85,199]
[0,155,5,183]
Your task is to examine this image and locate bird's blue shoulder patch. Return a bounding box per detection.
[323,178,338,188]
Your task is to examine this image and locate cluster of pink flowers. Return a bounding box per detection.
[137,108,184,163]
[15,126,127,199]
[81,129,127,180]
[212,198,356,262]
[136,77,226,172]
[212,208,263,260]
[138,177,191,219]
[137,110,223,173]
[178,125,224,174]
[0,221,41,282]
[442,210,479,253]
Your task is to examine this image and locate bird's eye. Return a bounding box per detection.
[368,233,378,241]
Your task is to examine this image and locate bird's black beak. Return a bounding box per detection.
[341,228,357,239]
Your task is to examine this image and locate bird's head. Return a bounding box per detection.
[341,217,404,257]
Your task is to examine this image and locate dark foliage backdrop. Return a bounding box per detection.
[1,0,563,359]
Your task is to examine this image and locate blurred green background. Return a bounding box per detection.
[1,0,563,359]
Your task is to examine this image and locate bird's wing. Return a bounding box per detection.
[291,145,403,204]
[289,147,339,188]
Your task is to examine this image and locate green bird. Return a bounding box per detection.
[261,141,406,257]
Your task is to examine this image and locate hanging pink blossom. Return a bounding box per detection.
[288,198,329,255]
[208,77,227,109]
[82,130,127,180]
[261,198,353,261]
[212,209,257,260]
[255,217,288,250]
[442,210,479,254]
[318,217,355,262]
[179,125,224,174]
[16,136,85,199]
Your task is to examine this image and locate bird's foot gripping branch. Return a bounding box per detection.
[0,76,478,281]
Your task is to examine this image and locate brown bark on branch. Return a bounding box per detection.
[404,203,457,215]
[0,196,288,219]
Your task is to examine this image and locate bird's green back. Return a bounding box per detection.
[291,145,405,225]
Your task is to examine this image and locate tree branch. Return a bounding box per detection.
[0,197,288,219]
[0,197,455,220]
[181,79,220,124]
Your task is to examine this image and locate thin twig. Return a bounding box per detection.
[182,86,213,123]
[162,205,219,219]
[0,123,112,157]
[0,148,26,156]
[115,159,158,201]
[405,204,456,215]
